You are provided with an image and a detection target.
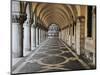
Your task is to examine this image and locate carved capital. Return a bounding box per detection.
[12,12,27,24]
[31,23,36,28]
[76,16,85,23]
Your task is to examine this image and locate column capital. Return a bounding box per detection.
[23,18,33,27]
[76,16,85,23]
[31,23,36,28]
[92,6,96,16]
[36,23,41,28]
[12,12,27,24]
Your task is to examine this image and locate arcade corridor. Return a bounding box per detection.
[12,38,90,74]
[11,0,96,74]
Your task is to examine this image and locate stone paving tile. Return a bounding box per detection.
[38,49,48,52]
[30,53,48,60]
[41,56,66,64]
[46,50,62,54]
[62,60,86,70]
[12,38,88,74]
[60,48,69,51]
[60,52,75,58]
[18,62,44,73]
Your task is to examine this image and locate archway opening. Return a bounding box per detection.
[48,24,59,38]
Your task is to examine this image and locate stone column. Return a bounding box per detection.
[66,28,67,43]
[12,17,23,57]
[44,30,46,40]
[76,18,81,55]
[41,29,45,43]
[75,24,76,50]
[23,3,32,56]
[36,26,39,47]
[59,31,61,39]
[68,25,71,46]
[67,27,69,44]
[12,1,26,58]
[61,30,63,41]
[39,28,41,44]
[23,19,31,51]
[70,25,73,46]
[42,30,45,41]
[45,31,47,39]
[65,28,67,42]
[72,23,75,49]
[61,30,63,40]
[40,29,42,43]
[40,29,43,43]
[63,29,65,42]
[66,27,68,43]
[92,7,96,65]
[93,53,95,65]
[76,16,85,55]
[31,24,36,50]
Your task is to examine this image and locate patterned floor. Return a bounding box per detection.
[12,38,90,74]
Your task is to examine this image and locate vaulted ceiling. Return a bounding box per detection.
[32,2,78,29]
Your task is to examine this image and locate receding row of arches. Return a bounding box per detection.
[11,0,96,67]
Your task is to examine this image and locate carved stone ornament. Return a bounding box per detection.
[76,16,85,23]
[12,13,27,24]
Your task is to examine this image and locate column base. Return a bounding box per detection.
[12,52,23,58]
[36,45,39,47]
[24,48,31,51]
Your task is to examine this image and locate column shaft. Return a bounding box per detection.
[36,27,39,46]
[23,20,31,51]
[39,28,41,44]
[40,29,43,43]
[70,26,72,46]
[12,1,27,57]
[31,26,36,50]
[12,23,23,57]
[76,19,80,55]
